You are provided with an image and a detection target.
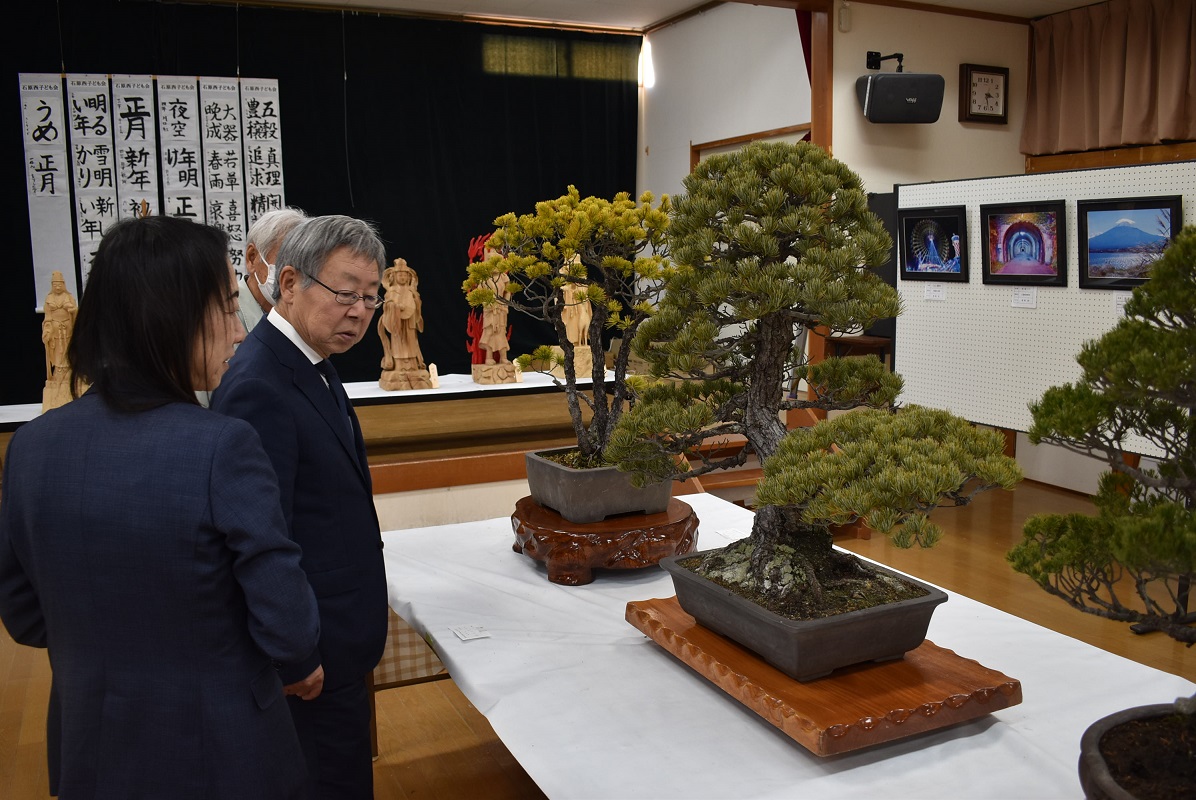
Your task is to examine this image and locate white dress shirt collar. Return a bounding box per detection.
[266,308,323,366]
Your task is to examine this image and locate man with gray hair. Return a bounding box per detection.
[236,207,308,334]
[212,215,389,798]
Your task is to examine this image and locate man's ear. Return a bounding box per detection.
[244,243,263,279]
[278,265,300,302]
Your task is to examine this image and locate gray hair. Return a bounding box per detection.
[272,215,387,300]
[247,207,308,258]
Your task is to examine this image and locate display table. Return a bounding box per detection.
[378,493,1193,798]
[344,370,588,405]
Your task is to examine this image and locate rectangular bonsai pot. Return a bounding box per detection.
[525,447,672,524]
[660,550,948,681]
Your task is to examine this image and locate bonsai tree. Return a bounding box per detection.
[606,141,1021,614]
[464,186,671,468]
[1008,226,1196,644]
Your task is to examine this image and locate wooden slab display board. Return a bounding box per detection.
[626,596,1022,756]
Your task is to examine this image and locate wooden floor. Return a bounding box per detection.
[2,480,1193,798]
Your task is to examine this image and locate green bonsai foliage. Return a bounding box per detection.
[464,187,671,467]
[1008,226,1196,644]
[607,141,1021,607]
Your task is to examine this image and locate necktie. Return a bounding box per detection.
[314,359,352,436]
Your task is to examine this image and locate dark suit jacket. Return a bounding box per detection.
[210,319,388,689]
[0,393,320,799]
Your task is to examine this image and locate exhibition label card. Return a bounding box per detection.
[1011,287,1037,308]
[923,283,946,301]
[450,624,492,641]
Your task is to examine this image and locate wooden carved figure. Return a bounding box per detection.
[479,271,512,364]
[41,270,79,412]
[560,260,592,348]
[469,238,518,385]
[549,259,594,380]
[378,258,436,390]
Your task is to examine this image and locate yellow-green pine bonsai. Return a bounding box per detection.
[464,187,671,468]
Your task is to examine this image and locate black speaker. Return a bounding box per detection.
[855,73,945,124]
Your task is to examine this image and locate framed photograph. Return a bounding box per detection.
[1077,195,1183,289]
[897,205,968,282]
[980,201,1067,287]
[959,64,1009,125]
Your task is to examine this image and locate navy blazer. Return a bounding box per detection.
[210,319,388,689]
[0,393,320,799]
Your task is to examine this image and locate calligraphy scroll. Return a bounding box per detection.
[199,77,247,275]
[112,75,158,219]
[66,74,118,286]
[241,78,286,225]
[19,73,77,307]
[157,76,205,224]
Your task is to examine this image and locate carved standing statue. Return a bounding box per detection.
[41,271,79,412]
[553,259,594,378]
[479,271,511,363]
[378,258,437,391]
[471,269,520,385]
[560,278,592,347]
[466,235,518,385]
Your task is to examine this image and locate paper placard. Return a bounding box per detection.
[1010,287,1037,309]
[923,283,946,301]
[449,624,491,641]
[714,527,751,542]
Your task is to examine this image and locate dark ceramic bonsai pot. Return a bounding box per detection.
[660,549,948,681]
[525,447,672,524]
[1078,703,1177,800]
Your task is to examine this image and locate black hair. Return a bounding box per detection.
[68,216,232,411]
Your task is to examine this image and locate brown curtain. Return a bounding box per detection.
[1020,0,1196,155]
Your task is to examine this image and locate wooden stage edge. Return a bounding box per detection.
[625,597,1022,757]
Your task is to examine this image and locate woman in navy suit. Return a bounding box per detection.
[0,217,321,799]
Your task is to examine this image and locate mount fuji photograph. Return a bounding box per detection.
[1081,202,1178,280]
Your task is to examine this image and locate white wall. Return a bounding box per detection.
[831,3,1028,193]
[637,3,811,200]
[620,2,1156,503]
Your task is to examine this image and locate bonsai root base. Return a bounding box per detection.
[512,497,698,585]
[626,596,1022,756]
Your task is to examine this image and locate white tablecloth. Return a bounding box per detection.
[382,493,1194,800]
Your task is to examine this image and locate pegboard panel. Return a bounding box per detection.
[896,162,1196,457]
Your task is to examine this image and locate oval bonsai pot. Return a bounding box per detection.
[525,447,672,524]
[1079,703,1178,800]
[660,549,948,681]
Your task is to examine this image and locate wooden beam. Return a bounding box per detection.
[737,0,1028,26]
[1026,142,1196,174]
[807,2,832,151]
[690,123,813,170]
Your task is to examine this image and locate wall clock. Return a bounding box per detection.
[959,63,1009,124]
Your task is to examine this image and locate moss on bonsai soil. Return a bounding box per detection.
[675,544,927,623]
[537,447,604,470]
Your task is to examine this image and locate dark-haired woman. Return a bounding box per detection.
[0,216,321,799]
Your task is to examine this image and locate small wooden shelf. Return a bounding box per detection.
[626,596,1022,756]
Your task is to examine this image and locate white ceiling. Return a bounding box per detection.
[276,1,1101,32]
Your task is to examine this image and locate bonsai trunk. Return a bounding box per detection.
[742,312,797,463]
[696,504,874,612]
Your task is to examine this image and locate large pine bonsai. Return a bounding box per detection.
[607,141,1021,615]
[1008,226,1196,643]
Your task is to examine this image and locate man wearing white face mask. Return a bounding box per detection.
[236,208,309,336]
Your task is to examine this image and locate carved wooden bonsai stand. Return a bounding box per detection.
[511,496,698,585]
[627,596,1022,756]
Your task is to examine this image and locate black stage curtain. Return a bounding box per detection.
[2,0,640,403]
